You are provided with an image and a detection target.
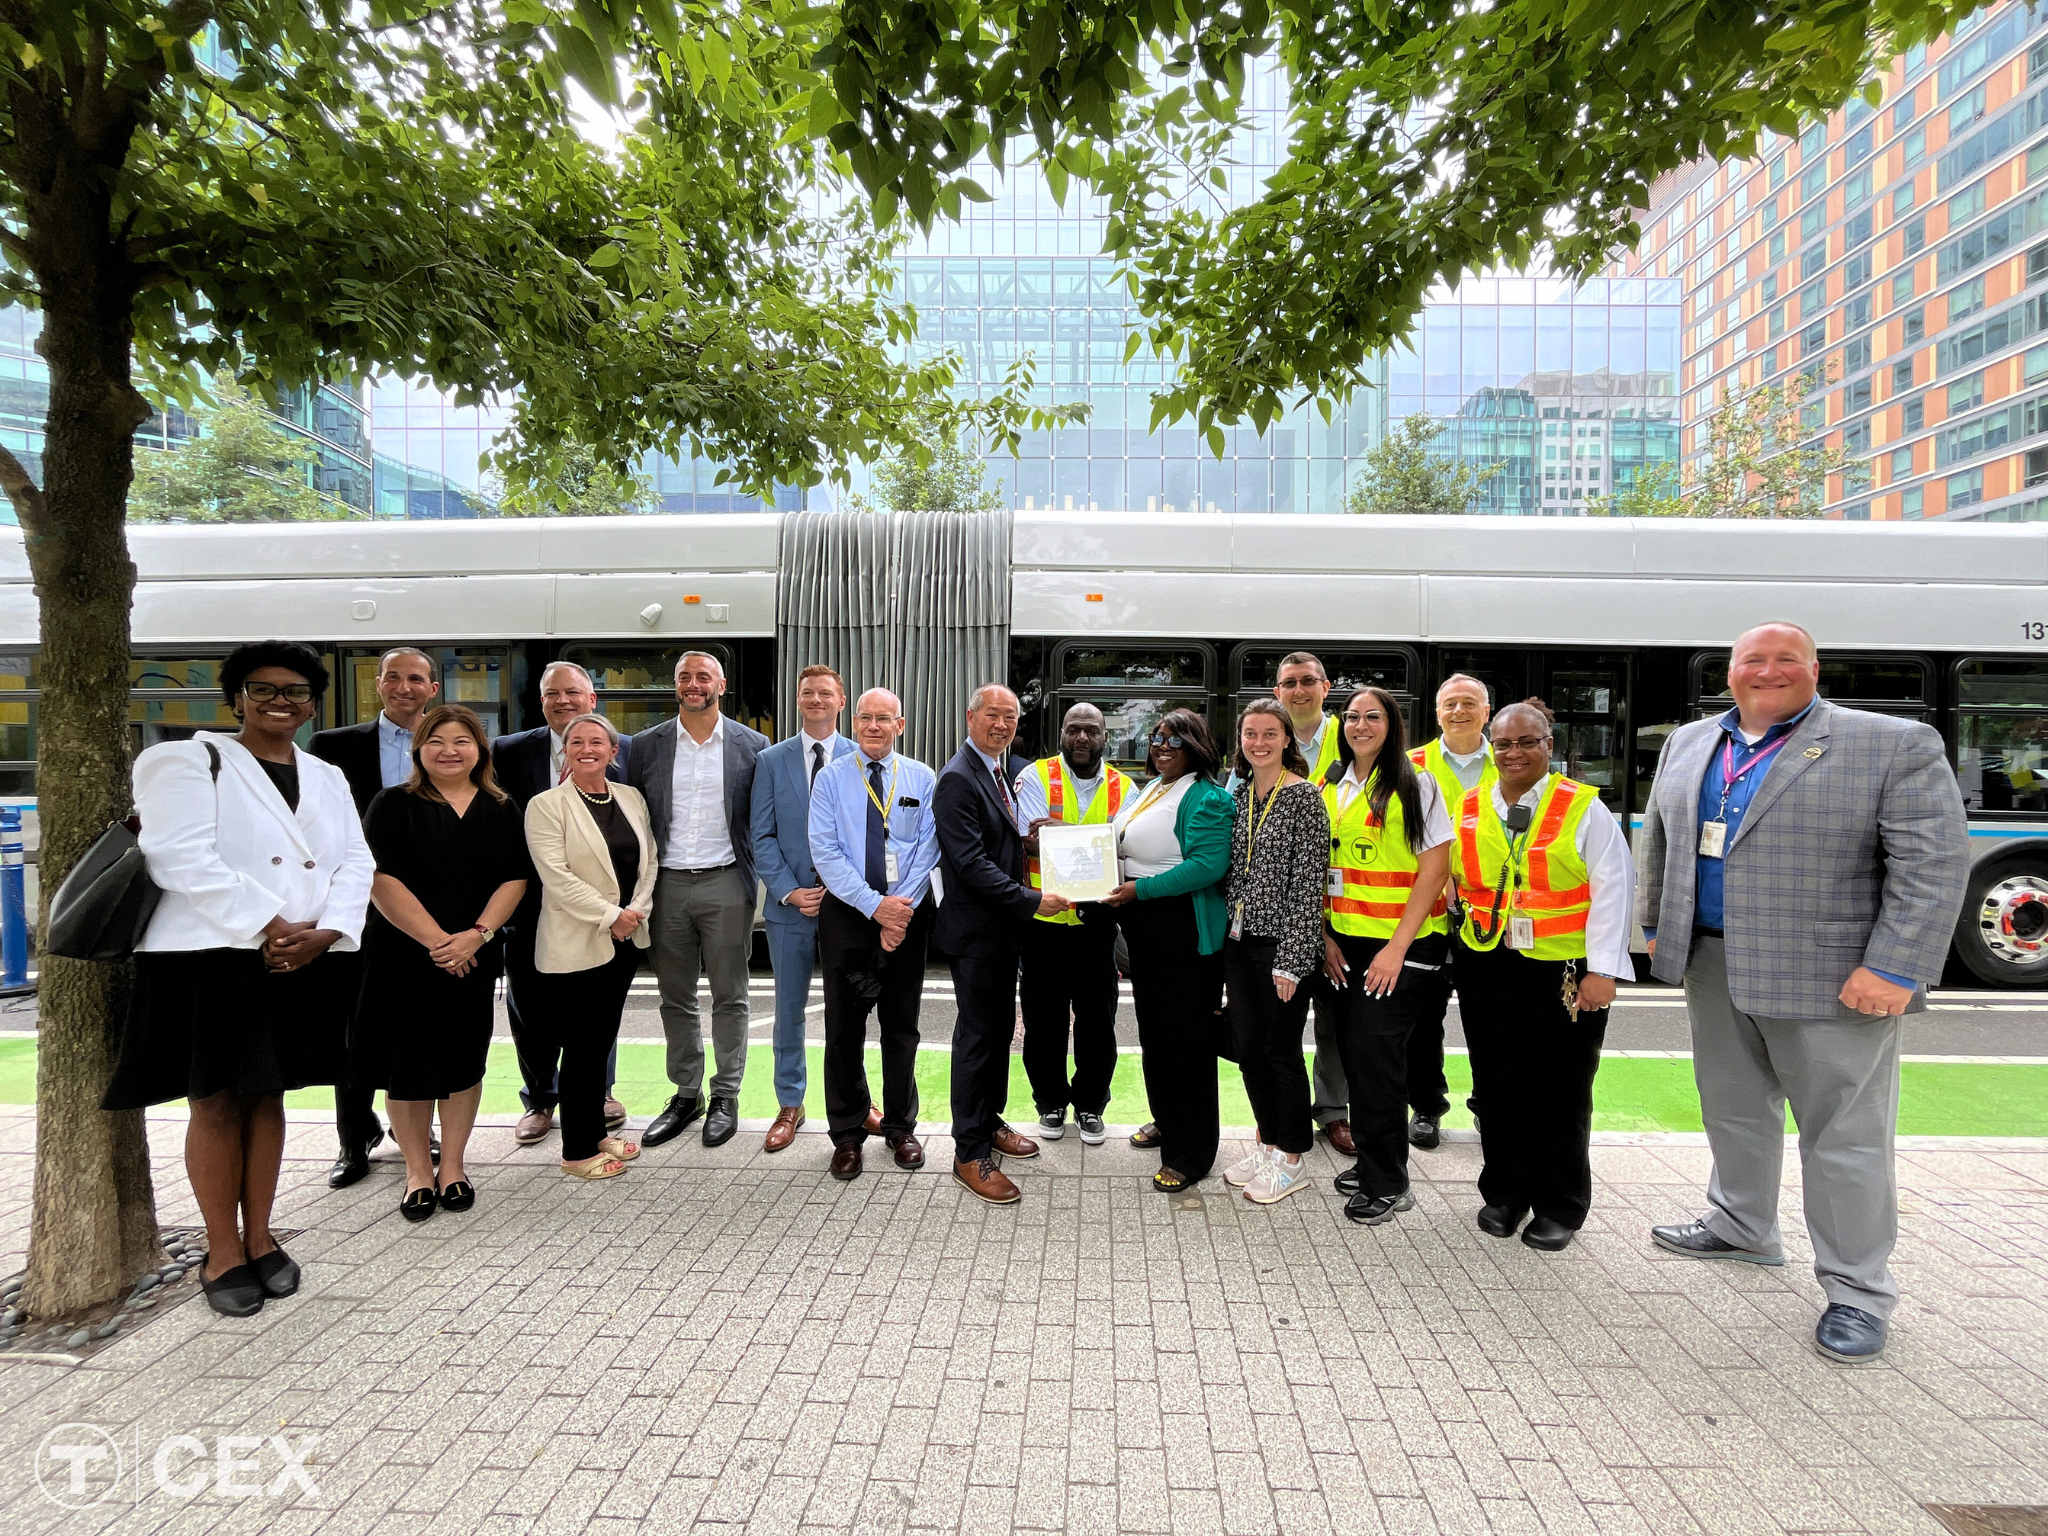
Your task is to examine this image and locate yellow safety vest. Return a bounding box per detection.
[1452,775,1596,960]
[1410,737,1496,808]
[1303,716,1341,783]
[1024,756,1134,926]
[1322,773,1448,941]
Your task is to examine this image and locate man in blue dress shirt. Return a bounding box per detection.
[809,688,942,1181]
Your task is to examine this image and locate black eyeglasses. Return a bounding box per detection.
[242,682,314,702]
[1149,733,1186,750]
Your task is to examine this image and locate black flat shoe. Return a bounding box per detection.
[399,1186,438,1224]
[200,1263,265,1318]
[1476,1204,1525,1239]
[438,1180,475,1212]
[1521,1216,1575,1251]
[249,1247,299,1298]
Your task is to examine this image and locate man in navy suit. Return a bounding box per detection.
[932,683,1070,1205]
[490,659,632,1146]
[629,650,769,1149]
[751,664,885,1152]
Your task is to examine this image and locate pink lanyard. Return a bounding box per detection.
[1713,733,1790,821]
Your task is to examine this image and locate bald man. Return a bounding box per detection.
[1636,621,1968,1366]
[1014,703,1135,1145]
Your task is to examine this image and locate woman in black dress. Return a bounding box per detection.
[357,704,528,1221]
[104,641,375,1317]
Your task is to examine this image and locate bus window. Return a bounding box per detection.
[559,642,751,739]
[1692,650,1929,717]
[1958,658,2048,813]
[1059,647,1208,688]
[1050,696,1210,778]
[1047,641,1214,774]
[1234,645,1412,696]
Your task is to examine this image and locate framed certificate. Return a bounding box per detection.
[1037,823,1119,903]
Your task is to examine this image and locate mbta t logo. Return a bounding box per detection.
[35,1423,320,1507]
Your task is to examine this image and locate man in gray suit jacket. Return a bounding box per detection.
[627,650,769,1149]
[1635,622,1967,1365]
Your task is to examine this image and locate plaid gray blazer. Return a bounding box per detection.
[1633,698,1968,1019]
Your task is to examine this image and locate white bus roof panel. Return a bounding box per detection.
[130,575,558,644]
[1014,571,1425,640]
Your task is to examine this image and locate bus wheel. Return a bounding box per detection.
[1954,857,2048,988]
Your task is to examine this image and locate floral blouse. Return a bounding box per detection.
[1223,777,1330,980]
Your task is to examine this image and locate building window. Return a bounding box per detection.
[1904,396,1926,431]
[1949,467,1986,508]
[1803,205,1826,240]
[1846,209,1875,249]
[1845,377,1873,411]
[1844,335,1872,373]
[1760,273,1779,303]
[1845,251,1873,290]
[1906,126,1927,168]
[1846,124,1875,166]
[1949,373,1985,414]
[1904,306,1926,343]
[1948,276,1988,324]
[1892,269,1916,306]
[1800,281,1826,319]
[1893,93,1918,133]
[2029,342,2048,385]
[1801,243,1826,280]
[1894,356,1916,391]
[2030,447,2048,487]
[1845,419,1871,453]
[1769,228,1787,263]
[1892,445,1914,477]
[1904,215,1927,255]
[1893,182,1917,218]
[1949,83,1989,133]
[1902,485,1924,517]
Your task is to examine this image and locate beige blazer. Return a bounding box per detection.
[526,780,658,974]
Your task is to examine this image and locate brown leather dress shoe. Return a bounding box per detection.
[514,1108,554,1145]
[764,1105,805,1153]
[830,1142,863,1181]
[953,1155,1020,1204]
[890,1134,925,1170]
[862,1102,882,1135]
[991,1123,1040,1159]
[1324,1119,1356,1155]
[603,1098,628,1133]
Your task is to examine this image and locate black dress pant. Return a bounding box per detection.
[1119,895,1222,1181]
[1330,930,1449,1200]
[947,944,1022,1163]
[1019,912,1119,1116]
[1404,958,1454,1119]
[537,940,641,1161]
[504,920,553,1111]
[1453,936,1610,1229]
[820,893,931,1146]
[1223,937,1315,1155]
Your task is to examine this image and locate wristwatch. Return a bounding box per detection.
[472,923,495,941]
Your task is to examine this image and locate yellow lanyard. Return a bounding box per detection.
[862,756,899,829]
[1245,779,1285,869]
[1127,777,1174,822]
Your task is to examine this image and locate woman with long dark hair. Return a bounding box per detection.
[1219,698,1330,1205]
[355,704,529,1222]
[1102,708,1233,1190]
[1319,685,1454,1225]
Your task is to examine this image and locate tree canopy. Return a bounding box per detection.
[1344,412,1501,516]
[846,419,1006,513]
[816,0,1986,440]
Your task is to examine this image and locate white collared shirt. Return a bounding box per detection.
[549,726,567,785]
[663,713,734,871]
[1487,773,1636,979]
[800,725,838,788]
[1335,763,1453,847]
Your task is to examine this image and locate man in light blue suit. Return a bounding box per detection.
[750,664,869,1152]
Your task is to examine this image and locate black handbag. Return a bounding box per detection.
[44,741,218,963]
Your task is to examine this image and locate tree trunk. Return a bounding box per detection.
[11,174,162,1317]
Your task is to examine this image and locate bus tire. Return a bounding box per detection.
[1953,853,2048,989]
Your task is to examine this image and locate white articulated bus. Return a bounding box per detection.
[0,510,2040,985]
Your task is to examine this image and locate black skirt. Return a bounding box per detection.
[102,947,355,1110]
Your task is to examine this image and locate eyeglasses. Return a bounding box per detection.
[853,714,900,726]
[1149,733,1186,750]
[1493,735,1552,753]
[1276,678,1325,691]
[1341,713,1385,726]
[242,682,313,702]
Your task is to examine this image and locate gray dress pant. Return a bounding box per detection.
[1306,983,1349,1127]
[1685,935,1902,1320]
[653,865,754,1101]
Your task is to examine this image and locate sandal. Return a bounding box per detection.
[1130,1122,1163,1149]
[399,1186,438,1223]
[438,1180,475,1212]
[597,1137,641,1162]
[562,1153,628,1180]
[1152,1168,1190,1193]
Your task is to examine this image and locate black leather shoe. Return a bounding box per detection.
[1408,1113,1442,1151]
[1345,1190,1414,1226]
[328,1148,371,1190]
[1333,1166,1361,1197]
[1650,1219,1785,1266]
[200,1263,265,1318]
[399,1186,438,1224]
[438,1180,475,1212]
[249,1248,299,1298]
[1521,1216,1575,1251]
[1476,1204,1525,1238]
[641,1094,702,1148]
[1814,1303,1888,1364]
[702,1095,739,1147]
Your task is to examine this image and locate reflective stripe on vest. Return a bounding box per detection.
[1452,776,1595,957]
[1025,757,1132,925]
[1409,738,1496,811]
[1322,775,1447,940]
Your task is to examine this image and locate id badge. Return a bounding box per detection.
[1327,867,1345,899]
[1230,901,1244,941]
[885,849,900,884]
[1507,912,1535,950]
[1698,820,1727,859]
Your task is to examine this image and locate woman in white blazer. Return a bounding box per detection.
[104,642,374,1319]
[525,713,657,1179]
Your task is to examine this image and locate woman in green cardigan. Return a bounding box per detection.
[1103,709,1234,1191]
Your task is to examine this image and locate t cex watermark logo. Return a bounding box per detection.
[35,1422,319,1508]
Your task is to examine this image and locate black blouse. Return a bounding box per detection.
[257,758,300,812]
[1223,777,1331,980]
[576,788,643,905]
[363,787,531,935]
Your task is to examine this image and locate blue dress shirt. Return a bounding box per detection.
[376,712,414,789]
[809,748,941,919]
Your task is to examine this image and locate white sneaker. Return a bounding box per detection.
[1222,1143,1268,1187]
[1075,1111,1107,1146]
[1244,1155,1310,1205]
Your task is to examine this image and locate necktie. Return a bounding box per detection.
[811,741,825,788]
[992,764,1014,817]
[866,760,889,895]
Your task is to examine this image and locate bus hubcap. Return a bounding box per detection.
[1980,875,2048,968]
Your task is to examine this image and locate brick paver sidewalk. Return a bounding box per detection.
[0,1107,2042,1534]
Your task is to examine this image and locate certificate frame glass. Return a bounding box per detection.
[1036,823,1119,903]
